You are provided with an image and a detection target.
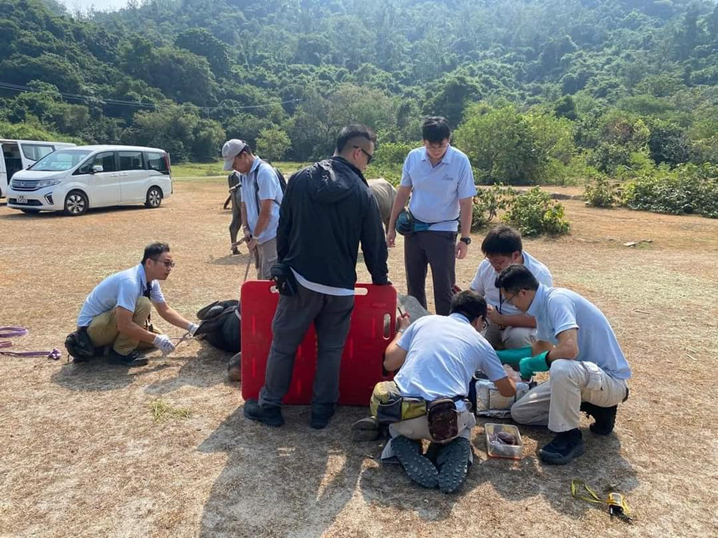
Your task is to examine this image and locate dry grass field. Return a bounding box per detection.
[1,177,717,538]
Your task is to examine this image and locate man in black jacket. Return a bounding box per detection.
[244,124,390,429]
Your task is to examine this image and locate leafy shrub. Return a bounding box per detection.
[365,163,402,186]
[502,187,570,236]
[471,184,509,231]
[584,174,619,208]
[621,163,718,218]
[372,141,417,167]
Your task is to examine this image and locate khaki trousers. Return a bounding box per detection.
[484,322,536,350]
[86,297,152,355]
[510,359,629,432]
[256,237,278,280]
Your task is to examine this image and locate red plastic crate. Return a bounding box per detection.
[240,281,396,405]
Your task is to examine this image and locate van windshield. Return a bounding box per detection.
[30,149,93,172]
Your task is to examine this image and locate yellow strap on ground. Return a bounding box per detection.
[570,480,632,517]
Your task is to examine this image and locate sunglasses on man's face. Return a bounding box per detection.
[353,145,374,164]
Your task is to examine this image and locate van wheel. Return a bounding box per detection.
[145,187,162,208]
[64,191,88,216]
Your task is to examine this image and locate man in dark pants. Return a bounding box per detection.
[244,124,390,429]
[386,117,476,315]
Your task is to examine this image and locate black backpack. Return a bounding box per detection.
[194,300,241,353]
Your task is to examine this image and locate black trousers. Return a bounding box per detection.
[259,284,355,413]
[404,231,457,316]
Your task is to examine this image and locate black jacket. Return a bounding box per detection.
[277,157,389,289]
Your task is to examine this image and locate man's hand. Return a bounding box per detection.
[486,304,504,326]
[187,323,199,337]
[247,237,258,253]
[153,334,176,356]
[455,240,468,259]
[386,229,396,248]
[397,312,411,332]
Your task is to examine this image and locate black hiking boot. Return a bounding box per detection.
[539,428,585,465]
[310,409,335,430]
[392,435,439,489]
[351,417,380,441]
[435,437,472,494]
[108,349,148,367]
[581,402,618,435]
[243,399,285,427]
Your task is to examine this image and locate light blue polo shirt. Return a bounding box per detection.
[77,264,165,327]
[240,158,283,245]
[527,284,632,380]
[400,145,477,232]
[394,313,507,409]
[470,251,553,316]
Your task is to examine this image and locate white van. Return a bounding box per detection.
[6,145,173,216]
[0,139,76,198]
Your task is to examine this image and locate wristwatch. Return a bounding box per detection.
[460,237,471,245]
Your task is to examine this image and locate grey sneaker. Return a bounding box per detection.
[392,435,439,489]
[436,437,472,494]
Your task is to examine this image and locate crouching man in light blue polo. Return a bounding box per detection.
[495,265,631,465]
[76,243,198,367]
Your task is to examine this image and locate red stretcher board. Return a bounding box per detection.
[240,281,396,405]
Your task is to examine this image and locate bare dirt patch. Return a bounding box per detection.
[1,178,717,537]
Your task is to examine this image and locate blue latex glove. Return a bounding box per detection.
[519,351,550,380]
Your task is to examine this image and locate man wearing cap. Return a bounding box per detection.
[386,116,476,316]
[222,140,283,279]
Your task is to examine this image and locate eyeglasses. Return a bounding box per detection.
[499,292,519,313]
[154,259,175,268]
[353,146,374,164]
[425,142,449,151]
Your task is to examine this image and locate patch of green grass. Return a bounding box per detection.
[172,160,311,180]
[150,399,191,423]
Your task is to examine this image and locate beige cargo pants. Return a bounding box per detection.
[510,359,628,432]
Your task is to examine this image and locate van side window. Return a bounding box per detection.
[119,151,144,171]
[146,152,169,174]
[78,152,117,174]
[22,144,54,162]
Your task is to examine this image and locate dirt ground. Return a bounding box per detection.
[1,177,716,538]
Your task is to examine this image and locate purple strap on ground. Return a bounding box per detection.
[0,326,62,360]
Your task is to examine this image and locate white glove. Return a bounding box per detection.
[153,334,176,356]
[187,322,199,337]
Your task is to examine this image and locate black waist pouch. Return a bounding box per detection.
[270,263,298,297]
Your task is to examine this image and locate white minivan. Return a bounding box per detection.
[6,145,173,216]
[1,139,76,198]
